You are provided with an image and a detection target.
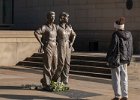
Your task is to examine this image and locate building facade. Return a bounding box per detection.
[0,0,13,26]
[0,0,140,58]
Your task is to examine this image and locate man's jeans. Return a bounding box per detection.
[111,64,128,98]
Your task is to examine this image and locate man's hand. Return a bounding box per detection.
[106,62,109,66]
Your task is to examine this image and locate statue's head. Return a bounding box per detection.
[47,11,55,23]
[59,12,69,23]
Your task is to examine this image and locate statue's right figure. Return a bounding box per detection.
[53,12,76,85]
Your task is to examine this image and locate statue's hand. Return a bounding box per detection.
[69,43,73,48]
[69,43,75,52]
[38,43,44,53]
[71,47,75,52]
[41,42,44,47]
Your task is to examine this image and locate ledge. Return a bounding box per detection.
[0,30,37,43]
[0,30,34,38]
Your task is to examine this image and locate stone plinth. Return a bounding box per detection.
[0,30,39,66]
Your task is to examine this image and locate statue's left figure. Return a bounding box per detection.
[34,11,57,91]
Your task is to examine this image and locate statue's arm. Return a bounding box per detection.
[70,28,76,46]
[34,26,45,46]
[34,31,43,46]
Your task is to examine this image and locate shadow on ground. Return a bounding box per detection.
[0,85,102,99]
[0,86,22,90]
[55,89,102,99]
[0,66,42,75]
[0,66,111,84]
[0,94,74,100]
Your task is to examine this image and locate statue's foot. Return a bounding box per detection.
[42,86,53,92]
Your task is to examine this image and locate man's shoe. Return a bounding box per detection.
[120,97,128,100]
[112,97,120,100]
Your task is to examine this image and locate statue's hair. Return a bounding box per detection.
[47,11,55,18]
[59,12,69,19]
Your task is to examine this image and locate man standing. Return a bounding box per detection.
[106,17,133,100]
[53,12,76,85]
[34,11,57,90]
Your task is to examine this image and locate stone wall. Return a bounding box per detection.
[13,0,140,30]
[74,30,140,54]
[0,0,3,24]
[12,0,140,54]
[0,31,39,66]
[1,0,139,53]
[0,30,139,67]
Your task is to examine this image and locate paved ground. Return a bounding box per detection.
[0,66,140,100]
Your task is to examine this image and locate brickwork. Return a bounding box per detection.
[0,31,39,66]
[0,0,3,24]
[11,0,140,53]
[13,0,140,30]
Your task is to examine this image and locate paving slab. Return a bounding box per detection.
[0,66,140,100]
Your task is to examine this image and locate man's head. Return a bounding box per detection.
[59,12,69,23]
[47,11,55,23]
[114,17,125,30]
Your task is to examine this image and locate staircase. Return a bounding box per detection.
[16,52,111,79]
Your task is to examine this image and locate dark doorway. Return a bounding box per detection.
[0,0,14,25]
[126,0,133,10]
[89,41,99,52]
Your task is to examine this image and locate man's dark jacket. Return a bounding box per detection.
[106,30,133,67]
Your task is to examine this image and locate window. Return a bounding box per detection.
[126,0,133,10]
[0,0,13,25]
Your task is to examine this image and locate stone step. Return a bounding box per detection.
[29,53,140,63]
[132,55,140,62]
[25,57,107,67]
[70,70,111,79]
[16,61,111,79]
[16,61,43,67]
[16,52,140,80]
[71,59,107,67]
[31,53,43,57]
[71,65,111,74]
[70,74,111,84]
[17,61,110,74]
[71,55,106,61]
[31,53,106,61]
[25,57,43,62]
[17,52,111,79]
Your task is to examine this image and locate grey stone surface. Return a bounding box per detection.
[0,30,139,66]
[0,31,39,66]
[0,65,140,100]
[12,0,140,30]
[74,30,140,54]
[3,0,138,54]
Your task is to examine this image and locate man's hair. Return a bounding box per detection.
[115,17,125,25]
